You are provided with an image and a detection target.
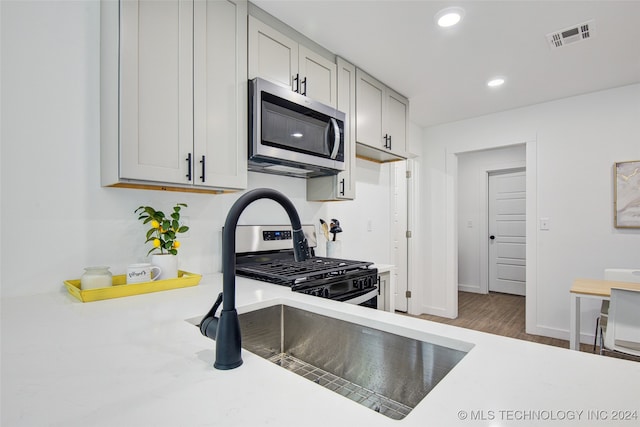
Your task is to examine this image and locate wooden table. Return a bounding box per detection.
[570,278,640,350]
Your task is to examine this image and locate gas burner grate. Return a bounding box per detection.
[236,256,372,286]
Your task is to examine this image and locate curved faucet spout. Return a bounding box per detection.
[200,188,310,370]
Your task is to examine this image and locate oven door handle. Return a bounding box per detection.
[343,288,378,305]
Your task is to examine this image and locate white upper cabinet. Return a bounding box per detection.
[101,0,247,193]
[248,16,337,108]
[385,88,408,156]
[355,68,408,161]
[307,57,356,201]
[193,0,247,190]
[118,0,194,184]
[355,70,384,151]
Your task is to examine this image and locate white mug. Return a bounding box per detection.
[126,263,161,284]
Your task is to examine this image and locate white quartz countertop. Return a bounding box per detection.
[2,274,639,426]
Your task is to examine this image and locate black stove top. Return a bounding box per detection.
[236,254,372,286]
[233,225,378,304]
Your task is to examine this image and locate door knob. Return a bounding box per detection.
[489,235,495,240]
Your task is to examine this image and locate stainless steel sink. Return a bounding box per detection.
[237,304,470,420]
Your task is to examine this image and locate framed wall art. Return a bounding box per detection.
[614,160,640,228]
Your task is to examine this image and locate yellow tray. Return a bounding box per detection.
[64,270,202,302]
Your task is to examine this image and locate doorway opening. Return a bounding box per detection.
[456,145,528,332]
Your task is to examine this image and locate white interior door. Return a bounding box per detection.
[488,170,526,295]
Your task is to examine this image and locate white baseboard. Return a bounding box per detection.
[458,283,482,293]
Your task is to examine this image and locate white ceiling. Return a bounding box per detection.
[251,0,640,128]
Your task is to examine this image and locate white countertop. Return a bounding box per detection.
[2,275,639,426]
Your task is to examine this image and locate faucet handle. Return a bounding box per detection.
[200,292,223,339]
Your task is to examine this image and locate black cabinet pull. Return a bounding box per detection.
[339,178,345,196]
[186,153,192,181]
[292,73,299,93]
[388,134,392,150]
[383,134,389,149]
[199,155,206,182]
[301,77,307,96]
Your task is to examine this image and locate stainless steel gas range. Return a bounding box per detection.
[234,225,379,308]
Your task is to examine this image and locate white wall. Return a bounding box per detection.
[0,1,394,298]
[457,145,526,293]
[421,83,640,342]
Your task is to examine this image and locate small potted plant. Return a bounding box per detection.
[135,203,189,280]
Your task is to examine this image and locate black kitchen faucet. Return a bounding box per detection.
[199,188,310,370]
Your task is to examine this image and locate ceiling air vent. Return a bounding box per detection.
[546,20,594,49]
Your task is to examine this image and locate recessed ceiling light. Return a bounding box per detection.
[487,77,505,88]
[435,7,465,28]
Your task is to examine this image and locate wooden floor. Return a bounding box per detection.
[407,291,620,355]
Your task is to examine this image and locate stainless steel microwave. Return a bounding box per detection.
[249,78,345,178]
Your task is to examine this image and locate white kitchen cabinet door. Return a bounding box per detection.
[298,45,337,108]
[307,57,355,201]
[193,0,247,190]
[355,69,384,150]
[385,88,408,157]
[119,0,193,184]
[102,0,247,193]
[355,68,409,160]
[248,17,336,107]
[248,16,298,90]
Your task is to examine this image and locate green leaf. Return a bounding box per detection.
[162,220,170,229]
[169,249,178,256]
[178,226,189,233]
[171,212,179,221]
[146,229,156,240]
[171,219,179,229]
[165,231,176,240]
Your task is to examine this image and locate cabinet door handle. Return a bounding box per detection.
[301,77,307,96]
[388,134,392,150]
[186,153,192,181]
[383,134,389,149]
[292,73,299,93]
[199,155,206,182]
[339,178,345,196]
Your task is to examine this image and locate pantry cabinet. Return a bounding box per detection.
[307,57,356,201]
[355,69,408,162]
[101,0,247,193]
[248,16,337,108]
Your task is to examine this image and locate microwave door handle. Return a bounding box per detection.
[329,118,340,160]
